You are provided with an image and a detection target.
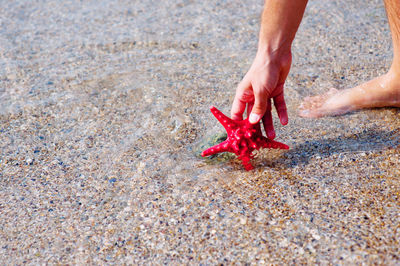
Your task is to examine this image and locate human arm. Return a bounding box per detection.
[231,0,308,139]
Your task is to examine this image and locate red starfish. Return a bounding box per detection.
[201,106,289,171]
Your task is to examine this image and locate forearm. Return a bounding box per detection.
[231,0,308,126]
[257,0,308,56]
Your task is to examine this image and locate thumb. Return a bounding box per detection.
[249,90,267,124]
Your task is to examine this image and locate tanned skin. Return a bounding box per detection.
[231,0,308,139]
[232,0,400,138]
[299,0,400,118]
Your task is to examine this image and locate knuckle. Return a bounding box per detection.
[252,105,264,113]
[254,88,269,102]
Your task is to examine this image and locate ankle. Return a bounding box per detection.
[384,68,400,87]
[388,60,400,75]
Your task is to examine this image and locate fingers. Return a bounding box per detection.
[231,79,252,121]
[231,96,246,121]
[249,88,268,124]
[246,102,254,119]
[262,99,276,139]
[271,59,290,125]
[273,90,288,125]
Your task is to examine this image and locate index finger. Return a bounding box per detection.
[231,79,252,121]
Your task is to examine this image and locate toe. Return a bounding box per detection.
[298,108,323,118]
[327,87,339,95]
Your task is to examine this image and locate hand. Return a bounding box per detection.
[231,50,291,139]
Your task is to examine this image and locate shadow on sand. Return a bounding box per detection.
[276,128,400,168]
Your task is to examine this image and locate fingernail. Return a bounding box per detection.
[281,116,288,125]
[249,113,261,124]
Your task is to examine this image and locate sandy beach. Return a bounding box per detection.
[1,0,399,264]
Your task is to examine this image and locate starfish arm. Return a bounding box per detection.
[236,148,255,171]
[203,106,288,170]
[242,162,254,171]
[210,106,237,134]
[260,137,289,150]
[253,122,263,132]
[201,140,232,157]
[238,152,255,171]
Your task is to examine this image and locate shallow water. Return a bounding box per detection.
[1,0,400,264]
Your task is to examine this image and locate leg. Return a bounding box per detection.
[298,0,400,118]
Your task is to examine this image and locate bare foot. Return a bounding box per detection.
[298,72,400,118]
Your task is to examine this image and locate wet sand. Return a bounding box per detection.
[1,0,399,264]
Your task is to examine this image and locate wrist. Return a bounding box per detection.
[255,44,292,63]
[257,36,292,57]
